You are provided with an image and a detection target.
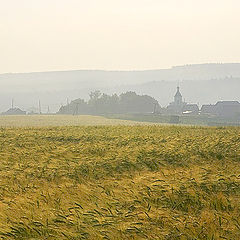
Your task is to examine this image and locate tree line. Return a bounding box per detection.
[57,91,160,115]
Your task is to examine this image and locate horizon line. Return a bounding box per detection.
[1,62,240,75]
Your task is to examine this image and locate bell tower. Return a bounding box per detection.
[174,86,183,105]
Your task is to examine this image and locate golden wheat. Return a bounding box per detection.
[0,123,239,239]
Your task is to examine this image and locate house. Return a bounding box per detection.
[1,108,26,115]
[182,104,199,115]
[201,101,240,119]
[201,104,216,115]
[214,101,240,119]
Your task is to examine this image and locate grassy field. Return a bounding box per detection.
[0,123,239,239]
[0,115,150,127]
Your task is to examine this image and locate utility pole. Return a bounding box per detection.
[38,100,42,114]
[153,103,158,114]
[67,98,70,114]
[11,98,14,109]
[47,106,50,114]
[73,103,79,115]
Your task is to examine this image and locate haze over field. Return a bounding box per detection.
[0,63,240,112]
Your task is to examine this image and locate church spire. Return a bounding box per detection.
[174,86,183,104]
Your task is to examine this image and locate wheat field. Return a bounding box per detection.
[0,115,150,127]
[0,122,239,239]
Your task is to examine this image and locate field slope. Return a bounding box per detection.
[0,125,239,239]
[0,115,149,127]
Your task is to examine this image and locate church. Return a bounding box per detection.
[165,87,199,115]
[165,86,240,118]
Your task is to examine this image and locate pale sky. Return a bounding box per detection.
[0,0,240,73]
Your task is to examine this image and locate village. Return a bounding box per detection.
[162,86,240,119]
[1,86,240,125]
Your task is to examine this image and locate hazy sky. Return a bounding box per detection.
[1,0,240,73]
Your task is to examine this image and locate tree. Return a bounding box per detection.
[57,91,160,115]
[89,90,101,101]
[119,91,159,113]
[57,98,88,115]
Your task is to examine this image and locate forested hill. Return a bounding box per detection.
[1,64,240,89]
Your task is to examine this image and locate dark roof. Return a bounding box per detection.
[186,104,198,107]
[1,108,26,115]
[201,104,215,112]
[215,101,240,106]
[183,104,199,112]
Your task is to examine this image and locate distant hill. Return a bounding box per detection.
[1,63,240,88]
[0,63,240,112]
